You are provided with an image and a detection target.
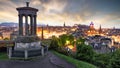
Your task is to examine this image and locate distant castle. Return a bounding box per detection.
[87,21,102,36]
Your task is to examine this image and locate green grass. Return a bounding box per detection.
[52,51,97,68]
[0,52,8,60]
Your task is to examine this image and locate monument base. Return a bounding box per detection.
[8,36,48,59]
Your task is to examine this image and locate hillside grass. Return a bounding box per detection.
[52,51,97,68]
[0,52,8,60]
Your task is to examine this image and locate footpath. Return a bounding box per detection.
[0,52,76,68]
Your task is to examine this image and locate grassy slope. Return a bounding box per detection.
[0,52,8,60]
[52,51,97,68]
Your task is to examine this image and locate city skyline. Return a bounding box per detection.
[0,0,120,28]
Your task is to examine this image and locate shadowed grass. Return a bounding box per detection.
[0,52,8,60]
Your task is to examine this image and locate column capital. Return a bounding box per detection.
[34,15,37,17]
[18,14,23,17]
[25,15,28,17]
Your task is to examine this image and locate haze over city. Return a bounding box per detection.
[0,0,120,28]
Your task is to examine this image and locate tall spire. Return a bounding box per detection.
[64,22,65,27]
[99,24,102,34]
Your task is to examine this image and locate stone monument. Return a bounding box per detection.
[17,2,38,36]
[8,2,48,59]
[15,2,40,42]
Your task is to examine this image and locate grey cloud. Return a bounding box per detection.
[0,0,120,27]
[40,0,51,4]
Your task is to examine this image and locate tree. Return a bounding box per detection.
[49,36,59,50]
[76,37,85,45]
[68,35,74,45]
[93,53,111,68]
[59,34,68,46]
[93,49,120,68]
[76,43,95,62]
[75,38,95,62]
[58,34,74,47]
[109,49,120,68]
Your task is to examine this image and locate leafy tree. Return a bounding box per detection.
[58,34,74,47]
[49,36,59,50]
[76,37,85,45]
[50,34,75,55]
[76,42,95,62]
[59,34,68,46]
[93,53,111,68]
[68,35,74,45]
[93,49,120,68]
[109,49,120,68]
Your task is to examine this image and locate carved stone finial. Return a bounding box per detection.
[26,2,29,7]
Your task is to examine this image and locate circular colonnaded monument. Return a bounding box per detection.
[8,2,47,59]
[16,2,40,42]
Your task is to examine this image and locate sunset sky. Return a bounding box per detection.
[0,0,120,28]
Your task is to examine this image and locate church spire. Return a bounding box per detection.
[63,22,66,27]
[99,25,102,34]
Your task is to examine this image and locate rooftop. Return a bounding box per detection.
[16,2,38,11]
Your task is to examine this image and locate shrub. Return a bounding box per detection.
[49,39,59,50]
[109,49,120,68]
[57,47,68,55]
[93,53,111,68]
[76,43,95,63]
[49,36,59,50]
[93,49,120,68]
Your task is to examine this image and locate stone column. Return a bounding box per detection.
[8,47,12,59]
[25,15,29,35]
[18,14,23,36]
[25,50,28,59]
[41,46,44,56]
[30,15,33,35]
[34,15,37,35]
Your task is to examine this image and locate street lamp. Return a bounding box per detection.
[66,40,70,45]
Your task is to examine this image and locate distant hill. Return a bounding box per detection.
[0,22,18,27]
[0,22,46,27]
